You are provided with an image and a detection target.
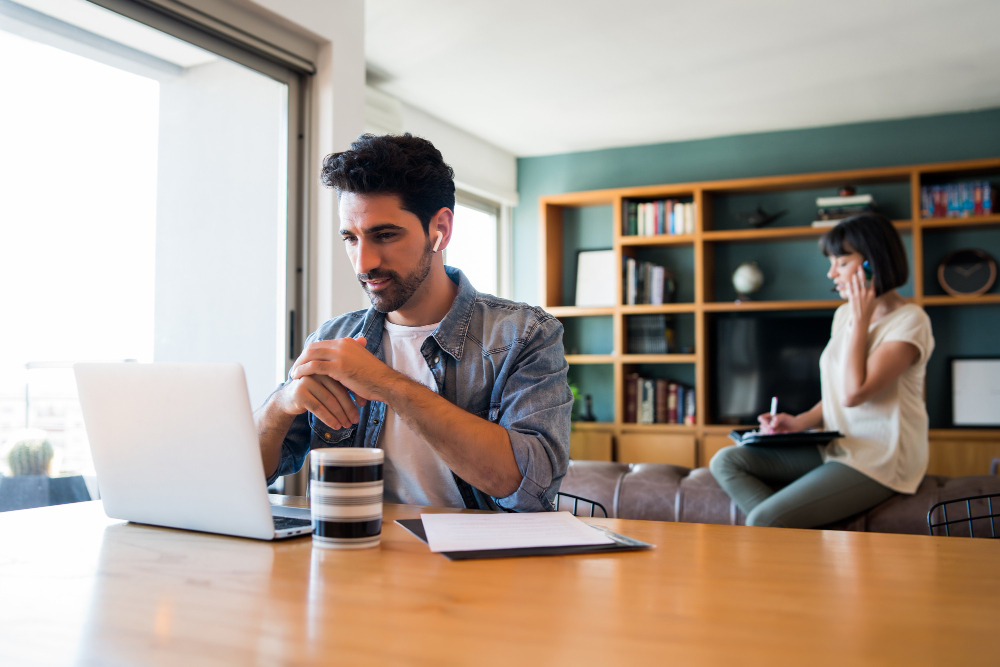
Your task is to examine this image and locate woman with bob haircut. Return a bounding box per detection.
[710,213,935,528]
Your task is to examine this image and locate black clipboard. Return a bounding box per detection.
[729,429,843,447]
[395,518,653,561]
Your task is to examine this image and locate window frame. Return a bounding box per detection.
[86,0,313,371]
[454,190,511,299]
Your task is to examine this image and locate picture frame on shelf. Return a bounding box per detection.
[574,249,615,307]
[951,357,1000,427]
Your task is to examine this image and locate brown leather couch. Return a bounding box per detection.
[560,460,1000,535]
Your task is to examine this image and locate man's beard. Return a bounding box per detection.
[357,239,433,313]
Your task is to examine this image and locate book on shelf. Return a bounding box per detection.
[622,259,676,305]
[920,182,994,218]
[625,257,636,305]
[627,314,674,354]
[815,194,874,207]
[638,378,655,424]
[624,373,638,424]
[810,213,875,227]
[816,204,876,220]
[649,265,667,304]
[624,375,695,425]
[667,383,678,424]
[812,195,877,228]
[654,379,669,423]
[678,202,695,234]
[623,199,695,237]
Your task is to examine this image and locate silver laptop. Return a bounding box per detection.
[74,362,312,540]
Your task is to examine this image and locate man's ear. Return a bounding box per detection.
[430,207,453,254]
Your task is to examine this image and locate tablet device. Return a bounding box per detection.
[729,429,843,447]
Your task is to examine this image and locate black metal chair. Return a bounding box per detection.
[554,492,608,518]
[927,493,1000,537]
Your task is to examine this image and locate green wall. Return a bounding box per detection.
[514,108,1000,302]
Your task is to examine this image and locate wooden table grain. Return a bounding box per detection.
[0,498,996,666]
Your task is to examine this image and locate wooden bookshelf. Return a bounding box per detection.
[619,304,696,314]
[564,354,615,365]
[544,306,615,318]
[921,294,1000,306]
[621,234,696,246]
[702,220,912,243]
[621,354,697,364]
[702,299,842,312]
[920,213,1000,229]
[542,157,1000,472]
[619,423,698,434]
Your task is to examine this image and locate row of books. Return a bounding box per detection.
[623,258,676,305]
[624,200,696,236]
[811,194,876,228]
[625,374,695,425]
[626,314,677,354]
[920,182,994,218]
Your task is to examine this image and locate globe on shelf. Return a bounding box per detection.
[732,261,764,302]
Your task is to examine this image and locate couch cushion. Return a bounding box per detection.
[867,475,1000,535]
[566,462,741,524]
[557,461,630,517]
[562,460,1000,536]
[676,467,744,525]
[615,463,686,521]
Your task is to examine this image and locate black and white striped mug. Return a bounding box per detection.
[309,447,384,549]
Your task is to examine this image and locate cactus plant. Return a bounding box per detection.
[7,437,54,476]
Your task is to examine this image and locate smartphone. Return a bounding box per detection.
[862,260,873,281]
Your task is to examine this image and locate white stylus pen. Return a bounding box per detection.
[770,396,778,418]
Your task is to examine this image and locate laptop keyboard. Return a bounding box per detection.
[273,516,312,530]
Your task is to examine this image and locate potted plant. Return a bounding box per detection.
[0,430,90,511]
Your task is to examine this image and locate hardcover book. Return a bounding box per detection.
[684,389,696,425]
[638,379,655,424]
[625,372,639,423]
[667,382,678,424]
[655,379,669,424]
[815,194,873,207]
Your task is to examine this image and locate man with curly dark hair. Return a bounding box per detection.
[254,133,572,512]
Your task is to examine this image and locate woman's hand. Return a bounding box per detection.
[846,265,876,326]
[757,411,802,434]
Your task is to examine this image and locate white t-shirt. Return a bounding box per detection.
[379,320,465,508]
[819,303,935,494]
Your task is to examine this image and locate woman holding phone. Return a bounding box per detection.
[710,213,935,528]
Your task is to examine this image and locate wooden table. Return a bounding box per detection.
[0,499,996,666]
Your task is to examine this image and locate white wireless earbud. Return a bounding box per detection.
[432,231,443,253]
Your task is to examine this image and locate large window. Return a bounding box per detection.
[0,0,307,501]
[446,194,504,297]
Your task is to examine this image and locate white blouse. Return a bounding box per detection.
[818,303,935,494]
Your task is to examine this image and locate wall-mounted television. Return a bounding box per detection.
[710,312,833,425]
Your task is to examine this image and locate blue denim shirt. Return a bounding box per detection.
[268,267,572,512]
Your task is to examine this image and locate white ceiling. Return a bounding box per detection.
[365,0,1000,157]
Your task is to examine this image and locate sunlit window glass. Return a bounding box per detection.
[446,201,498,295]
[0,0,291,504]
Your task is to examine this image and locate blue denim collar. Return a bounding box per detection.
[433,266,475,361]
[357,265,474,361]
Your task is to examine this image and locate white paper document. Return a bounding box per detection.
[419,511,616,553]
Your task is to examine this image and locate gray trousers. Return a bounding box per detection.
[709,444,896,528]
